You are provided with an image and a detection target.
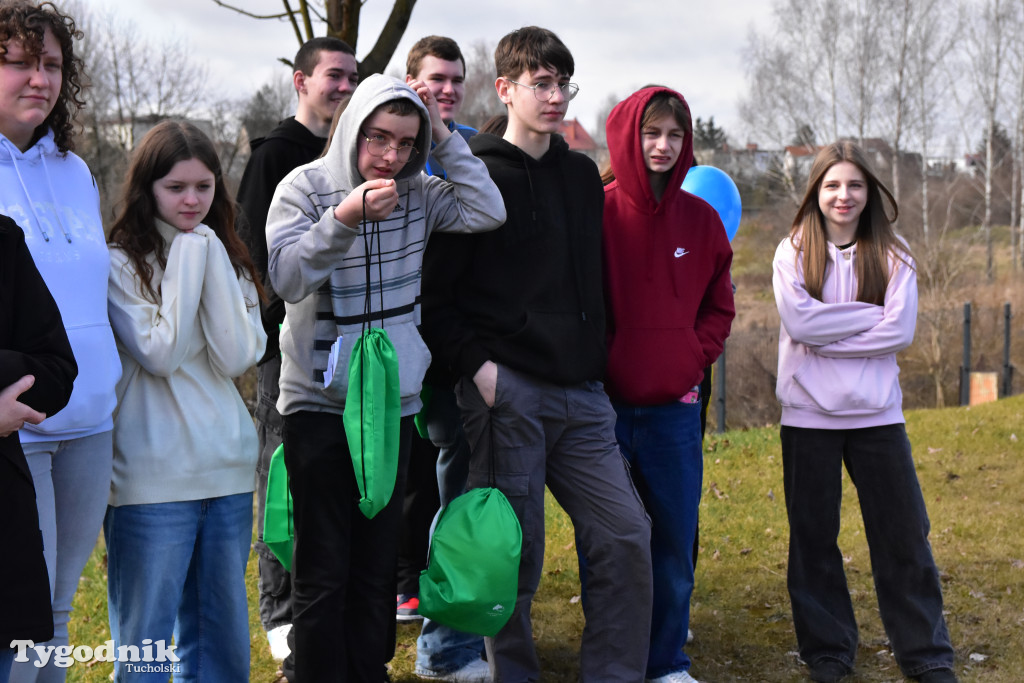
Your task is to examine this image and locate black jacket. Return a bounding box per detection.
[0,215,77,644]
[236,117,327,364]
[422,133,607,386]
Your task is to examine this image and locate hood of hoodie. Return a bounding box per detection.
[469,131,569,167]
[323,74,432,189]
[469,132,570,225]
[606,86,693,215]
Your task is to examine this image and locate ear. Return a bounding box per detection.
[293,70,307,95]
[495,77,512,105]
[405,74,415,85]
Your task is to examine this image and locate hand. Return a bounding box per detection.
[335,179,400,225]
[0,375,46,438]
[407,78,451,144]
[473,360,497,408]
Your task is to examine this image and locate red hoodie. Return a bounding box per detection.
[602,87,735,405]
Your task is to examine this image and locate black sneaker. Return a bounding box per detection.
[915,669,958,683]
[808,659,851,683]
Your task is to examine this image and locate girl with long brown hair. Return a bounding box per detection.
[105,120,266,681]
[773,141,956,683]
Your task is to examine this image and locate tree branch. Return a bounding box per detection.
[281,0,303,43]
[211,0,291,20]
[359,0,417,77]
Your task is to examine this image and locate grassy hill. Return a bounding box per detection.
[65,395,1024,681]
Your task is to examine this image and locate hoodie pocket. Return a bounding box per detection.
[319,320,431,405]
[789,353,899,416]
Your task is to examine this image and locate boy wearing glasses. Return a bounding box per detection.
[265,74,505,681]
[422,26,654,682]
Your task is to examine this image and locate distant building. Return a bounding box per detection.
[558,118,598,161]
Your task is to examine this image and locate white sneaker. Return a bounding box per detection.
[646,671,701,683]
[267,623,292,661]
[416,657,492,682]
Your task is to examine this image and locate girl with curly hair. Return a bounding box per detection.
[0,4,120,680]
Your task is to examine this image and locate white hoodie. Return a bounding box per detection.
[0,131,120,441]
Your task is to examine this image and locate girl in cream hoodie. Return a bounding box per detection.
[106,121,266,682]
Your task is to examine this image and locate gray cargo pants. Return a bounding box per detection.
[456,364,653,683]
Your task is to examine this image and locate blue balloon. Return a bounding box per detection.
[681,165,742,241]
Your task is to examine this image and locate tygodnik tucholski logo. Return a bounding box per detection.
[10,639,181,673]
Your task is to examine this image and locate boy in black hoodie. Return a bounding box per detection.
[422,26,653,683]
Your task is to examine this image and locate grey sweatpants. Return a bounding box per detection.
[456,364,653,683]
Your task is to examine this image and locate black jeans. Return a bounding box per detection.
[253,357,292,631]
[781,424,954,677]
[284,410,411,682]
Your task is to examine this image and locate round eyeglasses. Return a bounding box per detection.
[361,130,418,162]
[508,79,580,102]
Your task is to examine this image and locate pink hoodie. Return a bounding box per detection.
[772,234,917,429]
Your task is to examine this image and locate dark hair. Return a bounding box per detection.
[790,140,909,305]
[479,114,508,137]
[378,97,420,118]
[494,26,573,80]
[601,90,691,185]
[109,120,263,304]
[294,36,355,76]
[0,1,85,153]
[406,35,465,78]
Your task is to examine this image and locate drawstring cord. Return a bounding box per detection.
[355,188,386,490]
[3,137,72,243]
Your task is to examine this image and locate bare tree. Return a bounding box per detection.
[1009,2,1024,270]
[841,0,886,144]
[456,41,503,131]
[211,0,416,78]
[70,4,214,222]
[961,0,1012,280]
[906,0,960,244]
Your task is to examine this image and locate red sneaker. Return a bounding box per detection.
[396,593,423,622]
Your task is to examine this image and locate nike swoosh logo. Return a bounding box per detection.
[674,247,689,258]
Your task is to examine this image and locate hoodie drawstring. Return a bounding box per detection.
[2,136,73,243]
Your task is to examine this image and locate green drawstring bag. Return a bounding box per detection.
[342,202,403,520]
[343,327,401,519]
[418,486,522,637]
[263,444,294,571]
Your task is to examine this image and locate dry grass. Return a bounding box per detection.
[64,395,1024,682]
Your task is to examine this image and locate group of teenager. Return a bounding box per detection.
[0,2,960,683]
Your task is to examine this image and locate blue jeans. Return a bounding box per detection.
[781,424,954,677]
[415,387,486,675]
[12,432,112,683]
[613,399,702,679]
[0,649,14,683]
[104,494,253,682]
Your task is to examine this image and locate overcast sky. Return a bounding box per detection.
[84,0,775,141]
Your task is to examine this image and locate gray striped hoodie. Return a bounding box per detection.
[266,74,505,417]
